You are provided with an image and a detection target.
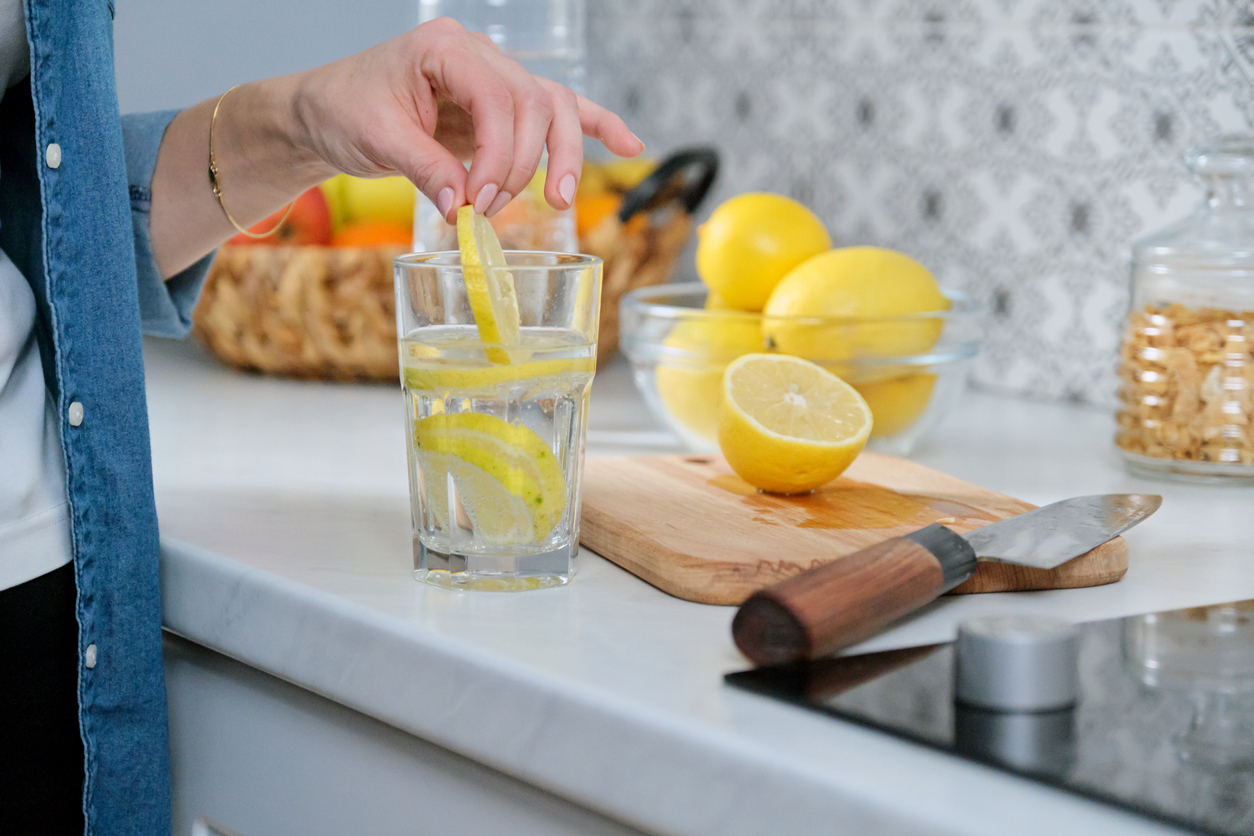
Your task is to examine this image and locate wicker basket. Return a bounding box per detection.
[192,149,717,381]
[193,245,405,381]
[193,215,692,381]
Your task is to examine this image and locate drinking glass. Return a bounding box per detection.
[394,252,601,590]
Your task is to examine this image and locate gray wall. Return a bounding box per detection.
[116,1,1254,404]
[112,0,415,113]
[584,0,1254,405]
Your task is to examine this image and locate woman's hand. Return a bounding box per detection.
[292,17,643,221]
[149,17,642,277]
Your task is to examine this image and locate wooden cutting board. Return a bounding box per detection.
[579,452,1127,606]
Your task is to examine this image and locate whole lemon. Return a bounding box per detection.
[696,194,831,312]
[656,316,765,442]
[762,246,948,361]
[342,175,417,228]
[852,373,937,438]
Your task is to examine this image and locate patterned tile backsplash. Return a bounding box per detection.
[585,0,1254,404]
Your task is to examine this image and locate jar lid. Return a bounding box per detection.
[1188,134,1254,177]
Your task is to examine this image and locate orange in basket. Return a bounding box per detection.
[331,221,412,248]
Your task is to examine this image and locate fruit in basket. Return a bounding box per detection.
[576,192,622,237]
[597,158,657,191]
[695,194,830,313]
[341,175,416,229]
[228,186,332,245]
[578,158,655,199]
[852,373,937,438]
[331,220,412,248]
[718,354,872,494]
[762,246,947,361]
[319,173,350,232]
[655,316,765,441]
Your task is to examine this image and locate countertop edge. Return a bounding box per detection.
[160,539,1186,836]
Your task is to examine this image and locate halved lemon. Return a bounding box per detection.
[457,205,520,365]
[414,412,565,542]
[718,354,873,495]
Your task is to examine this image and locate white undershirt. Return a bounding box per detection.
[0,0,74,591]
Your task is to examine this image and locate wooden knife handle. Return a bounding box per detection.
[731,524,977,666]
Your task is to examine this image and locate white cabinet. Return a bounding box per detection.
[165,636,646,836]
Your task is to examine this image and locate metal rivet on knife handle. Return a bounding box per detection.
[731,524,978,666]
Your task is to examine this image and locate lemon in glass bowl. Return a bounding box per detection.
[619,283,983,455]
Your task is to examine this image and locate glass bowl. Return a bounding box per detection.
[619,282,984,456]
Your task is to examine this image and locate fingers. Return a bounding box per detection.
[417,18,642,217]
[471,47,554,216]
[393,129,471,224]
[577,94,645,158]
[538,79,583,210]
[424,35,516,215]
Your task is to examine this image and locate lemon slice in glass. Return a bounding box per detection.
[419,451,544,546]
[414,412,565,542]
[403,357,595,393]
[718,353,873,495]
[457,204,520,365]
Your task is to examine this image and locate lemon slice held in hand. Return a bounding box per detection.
[457,205,520,365]
[718,354,873,495]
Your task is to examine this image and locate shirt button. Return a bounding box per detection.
[45,142,62,169]
[85,644,97,669]
[68,401,84,427]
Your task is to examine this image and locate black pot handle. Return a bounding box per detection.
[617,146,720,223]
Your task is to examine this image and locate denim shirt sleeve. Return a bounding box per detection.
[121,109,215,338]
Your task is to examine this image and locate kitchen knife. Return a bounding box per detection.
[731,494,1162,666]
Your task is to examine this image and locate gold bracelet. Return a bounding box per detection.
[208,84,294,238]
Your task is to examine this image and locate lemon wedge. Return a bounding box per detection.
[718,354,872,495]
[457,205,520,365]
[414,412,565,542]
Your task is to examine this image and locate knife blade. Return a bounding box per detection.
[731,493,1162,666]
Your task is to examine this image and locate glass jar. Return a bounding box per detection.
[1116,135,1254,484]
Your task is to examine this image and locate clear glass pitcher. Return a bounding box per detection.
[1116,136,1254,483]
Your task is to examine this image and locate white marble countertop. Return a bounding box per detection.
[146,336,1251,836]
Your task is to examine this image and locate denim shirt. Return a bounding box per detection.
[0,1,212,832]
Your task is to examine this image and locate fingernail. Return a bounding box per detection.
[436,187,454,220]
[559,173,577,206]
[474,183,499,215]
[631,131,645,151]
[485,190,512,218]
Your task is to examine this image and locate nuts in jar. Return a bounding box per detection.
[1116,303,1254,466]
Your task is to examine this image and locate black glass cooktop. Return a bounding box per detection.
[726,602,1254,836]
